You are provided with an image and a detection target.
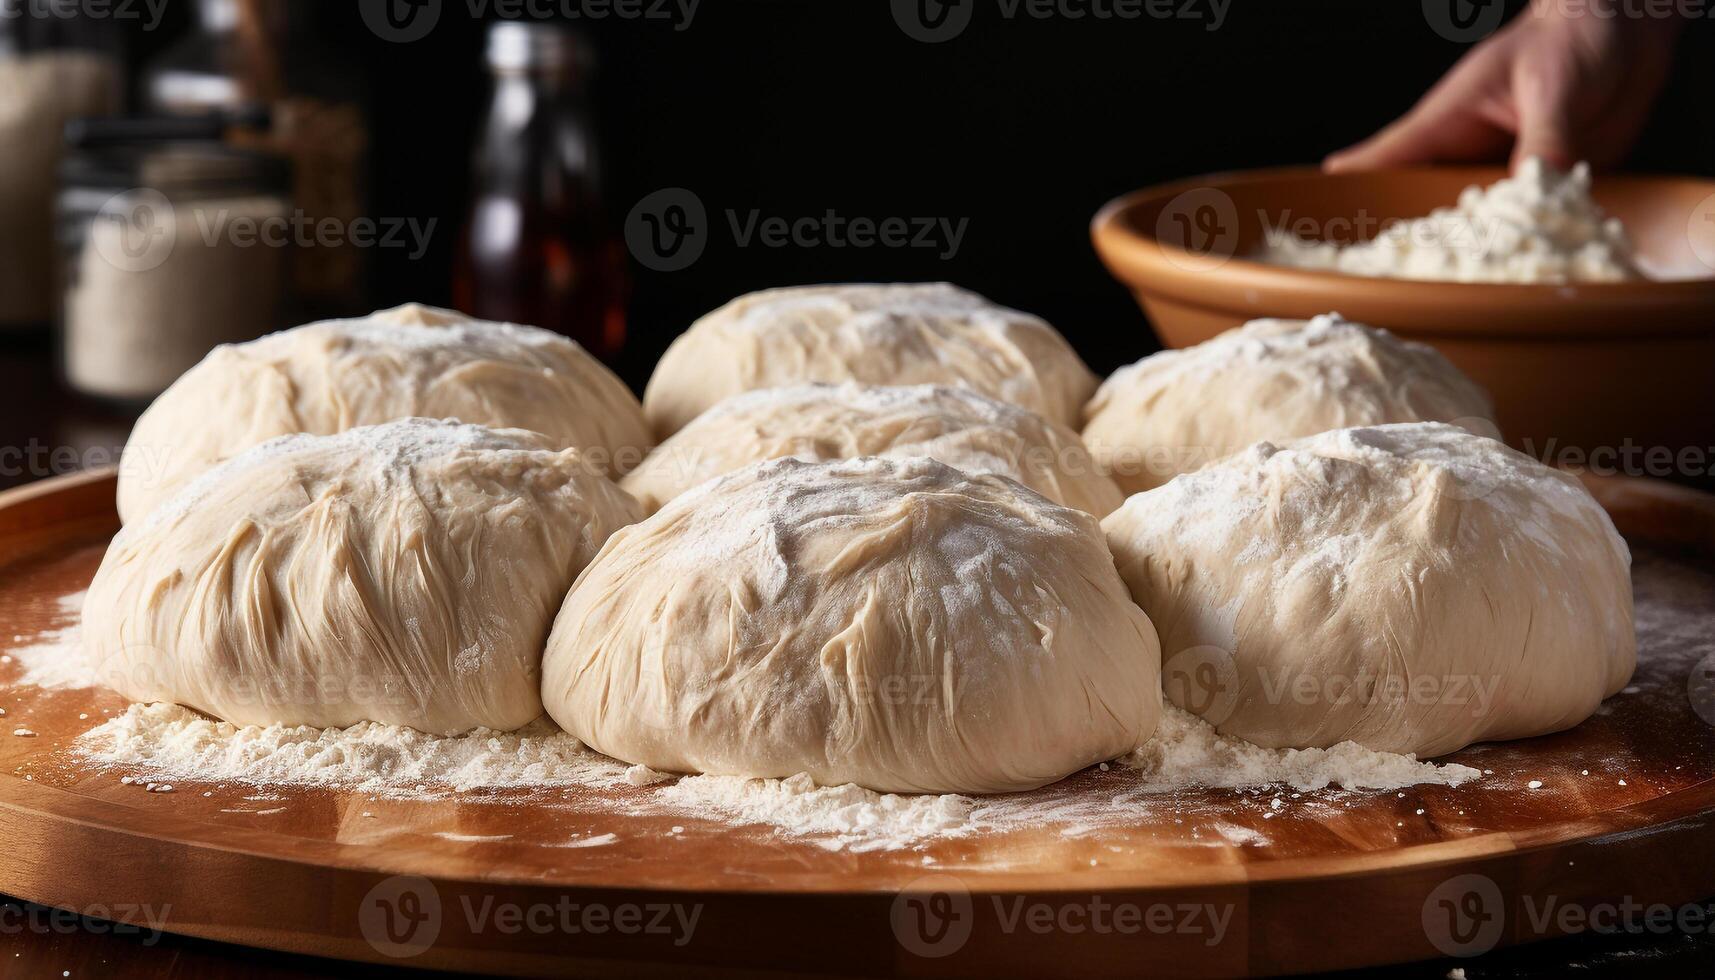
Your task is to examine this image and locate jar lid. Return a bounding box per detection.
[485,21,592,75]
[61,140,289,198]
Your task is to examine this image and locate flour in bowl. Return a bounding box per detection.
[1260,158,1643,283]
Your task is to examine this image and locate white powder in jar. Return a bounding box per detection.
[0,51,118,328]
[63,194,287,400]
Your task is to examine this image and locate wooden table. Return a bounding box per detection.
[3,341,1715,974]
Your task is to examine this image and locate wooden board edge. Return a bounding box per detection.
[5,768,1715,978]
[0,468,119,571]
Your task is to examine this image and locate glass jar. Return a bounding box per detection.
[0,4,122,333]
[57,141,290,404]
[454,21,627,361]
[144,0,372,321]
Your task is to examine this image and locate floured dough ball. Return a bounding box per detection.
[117,303,651,524]
[543,456,1161,794]
[642,283,1098,436]
[1102,423,1634,758]
[84,419,642,734]
[621,382,1124,516]
[1082,313,1495,495]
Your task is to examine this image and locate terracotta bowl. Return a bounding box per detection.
[1091,166,1715,464]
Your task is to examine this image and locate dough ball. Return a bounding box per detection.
[1102,423,1634,758]
[543,456,1161,794]
[620,382,1124,517]
[642,283,1097,436]
[1082,313,1495,495]
[85,419,643,734]
[117,304,651,524]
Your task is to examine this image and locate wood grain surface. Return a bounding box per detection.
[0,469,1712,978]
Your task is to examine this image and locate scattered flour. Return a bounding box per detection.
[6,576,1501,852]
[8,591,89,690]
[555,833,618,848]
[1126,704,1479,792]
[657,771,978,850]
[66,697,1475,851]
[78,703,633,798]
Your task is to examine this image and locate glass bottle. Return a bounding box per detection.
[454,22,627,361]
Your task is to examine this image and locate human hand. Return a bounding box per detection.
[1325,2,1683,173]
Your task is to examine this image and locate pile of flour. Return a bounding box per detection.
[1260,157,1643,283]
[71,701,1475,851]
[9,594,1477,852]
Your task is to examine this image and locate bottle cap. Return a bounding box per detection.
[485,20,591,75]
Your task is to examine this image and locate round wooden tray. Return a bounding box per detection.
[2,468,1714,978]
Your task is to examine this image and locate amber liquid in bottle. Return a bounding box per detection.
[454,24,626,361]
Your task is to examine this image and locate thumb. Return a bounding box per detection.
[1510,57,1579,169]
[1325,47,1513,173]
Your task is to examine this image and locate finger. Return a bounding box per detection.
[1326,40,1515,172]
[1325,109,1511,173]
[1509,54,1579,170]
[1555,38,1674,170]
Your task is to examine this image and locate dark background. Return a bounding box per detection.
[5,4,1715,975]
[97,0,1715,388]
